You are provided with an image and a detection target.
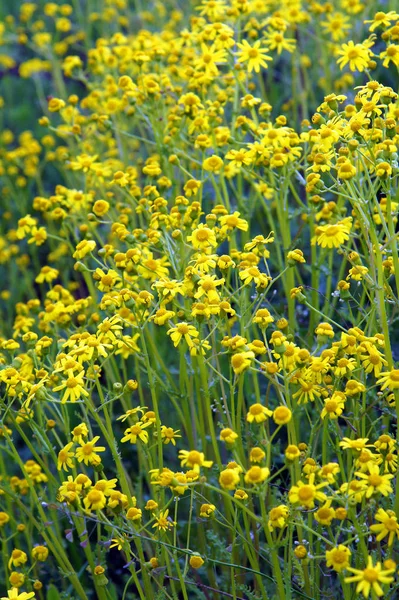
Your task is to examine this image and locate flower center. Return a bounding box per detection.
[298,485,315,501]
[187,451,202,464]
[363,568,379,583]
[248,49,259,59]
[325,400,338,412]
[368,474,382,487]
[196,230,210,241]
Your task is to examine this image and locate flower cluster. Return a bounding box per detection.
[0,1,399,599]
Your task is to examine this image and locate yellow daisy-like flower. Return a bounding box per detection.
[314,499,335,526]
[377,368,399,390]
[220,428,238,444]
[288,473,328,509]
[268,505,289,531]
[1,589,35,600]
[325,545,351,572]
[52,372,89,404]
[244,466,270,485]
[364,11,399,32]
[75,436,106,466]
[231,351,255,375]
[57,442,75,471]
[313,218,352,249]
[152,509,175,532]
[219,467,240,490]
[337,41,371,72]
[160,426,181,446]
[178,450,213,473]
[370,508,399,546]
[83,489,107,512]
[345,556,394,598]
[246,403,273,423]
[8,550,27,570]
[321,392,346,420]
[187,223,218,249]
[236,39,272,73]
[355,464,393,498]
[167,323,199,349]
[121,422,151,445]
[339,437,373,451]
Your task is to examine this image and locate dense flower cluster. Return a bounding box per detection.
[0,1,399,599]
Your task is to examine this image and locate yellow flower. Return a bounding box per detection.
[355,464,393,498]
[321,12,351,41]
[236,40,272,73]
[137,253,170,280]
[377,368,399,390]
[53,372,89,404]
[73,239,96,259]
[345,379,366,396]
[340,437,373,451]
[16,214,36,239]
[288,474,328,508]
[8,573,24,589]
[380,45,399,68]
[167,323,199,348]
[28,226,47,246]
[187,224,217,250]
[189,554,204,569]
[31,545,49,561]
[75,436,105,466]
[152,509,175,532]
[35,265,59,284]
[285,444,301,461]
[231,351,255,375]
[239,266,270,288]
[314,500,335,526]
[244,466,269,485]
[1,589,35,600]
[249,447,266,463]
[273,406,292,425]
[71,422,89,442]
[370,508,399,546]
[345,556,394,598]
[313,218,352,249]
[268,505,289,531]
[219,211,248,232]
[121,422,151,444]
[325,545,351,572]
[219,468,240,490]
[321,392,346,419]
[234,489,248,501]
[126,507,142,521]
[246,403,273,423]
[220,428,238,444]
[195,43,227,77]
[160,425,181,446]
[253,308,274,327]
[57,442,75,471]
[178,450,213,472]
[0,512,10,527]
[202,155,224,174]
[199,503,216,518]
[287,249,305,264]
[8,550,27,570]
[265,30,296,54]
[365,11,399,32]
[337,41,371,72]
[83,489,107,512]
[315,322,334,338]
[294,545,307,559]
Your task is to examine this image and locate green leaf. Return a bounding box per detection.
[46,584,62,600]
